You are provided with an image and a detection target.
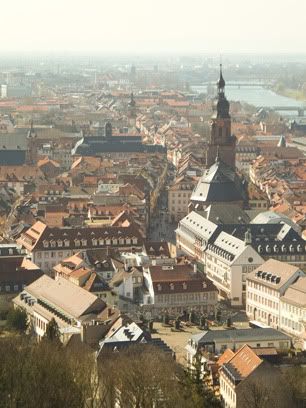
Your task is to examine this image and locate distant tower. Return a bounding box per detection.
[206,65,236,169]
[105,122,112,138]
[26,119,37,164]
[277,135,286,148]
[130,65,136,81]
[128,92,137,126]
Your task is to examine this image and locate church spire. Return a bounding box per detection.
[217,64,225,94]
[213,64,230,119]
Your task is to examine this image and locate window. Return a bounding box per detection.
[14,285,19,292]
[5,285,10,292]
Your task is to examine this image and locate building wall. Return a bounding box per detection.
[246,270,305,329]
[168,188,193,222]
[220,373,236,408]
[279,300,306,349]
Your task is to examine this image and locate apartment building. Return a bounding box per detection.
[17,221,143,273]
[280,277,306,350]
[168,175,196,222]
[176,211,263,306]
[246,259,305,329]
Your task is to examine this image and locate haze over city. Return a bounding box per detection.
[1,0,306,54]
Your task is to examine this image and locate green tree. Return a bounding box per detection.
[184,354,222,408]
[43,318,61,343]
[6,307,28,333]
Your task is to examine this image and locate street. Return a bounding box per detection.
[149,188,177,244]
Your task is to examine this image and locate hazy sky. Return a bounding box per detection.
[2,0,306,54]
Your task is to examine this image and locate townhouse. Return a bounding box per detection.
[219,345,290,408]
[168,174,197,222]
[246,259,306,349]
[18,220,143,273]
[143,263,218,316]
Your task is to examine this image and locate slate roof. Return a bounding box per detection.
[191,160,246,204]
[149,264,217,295]
[72,137,166,155]
[18,221,143,252]
[177,212,306,258]
[192,328,291,346]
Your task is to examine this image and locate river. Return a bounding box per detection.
[191,84,304,115]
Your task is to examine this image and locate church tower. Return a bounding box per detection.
[206,65,236,169]
[128,92,137,126]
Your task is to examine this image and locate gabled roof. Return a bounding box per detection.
[24,275,105,319]
[247,259,303,291]
[222,345,262,383]
[192,328,291,346]
[281,276,306,307]
[143,241,170,258]
[217,348,235,366]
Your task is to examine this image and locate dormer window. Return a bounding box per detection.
[64,239,70,247]
[119,238,125,245]
[170,283,174,291]
[106,239,111,245]
[182,282,187,290]
[57,240,63,247]
[43,241,49,248]
[132,237,138,245]
[112,238,118,245]
[75,239,80,247]
[157,284,162,291]
[50,241,56,248]
[81,239,87,246]
[99,239,104,245]
[202,282,207,289]
[92,239,97,246]
[126,238,131,245]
